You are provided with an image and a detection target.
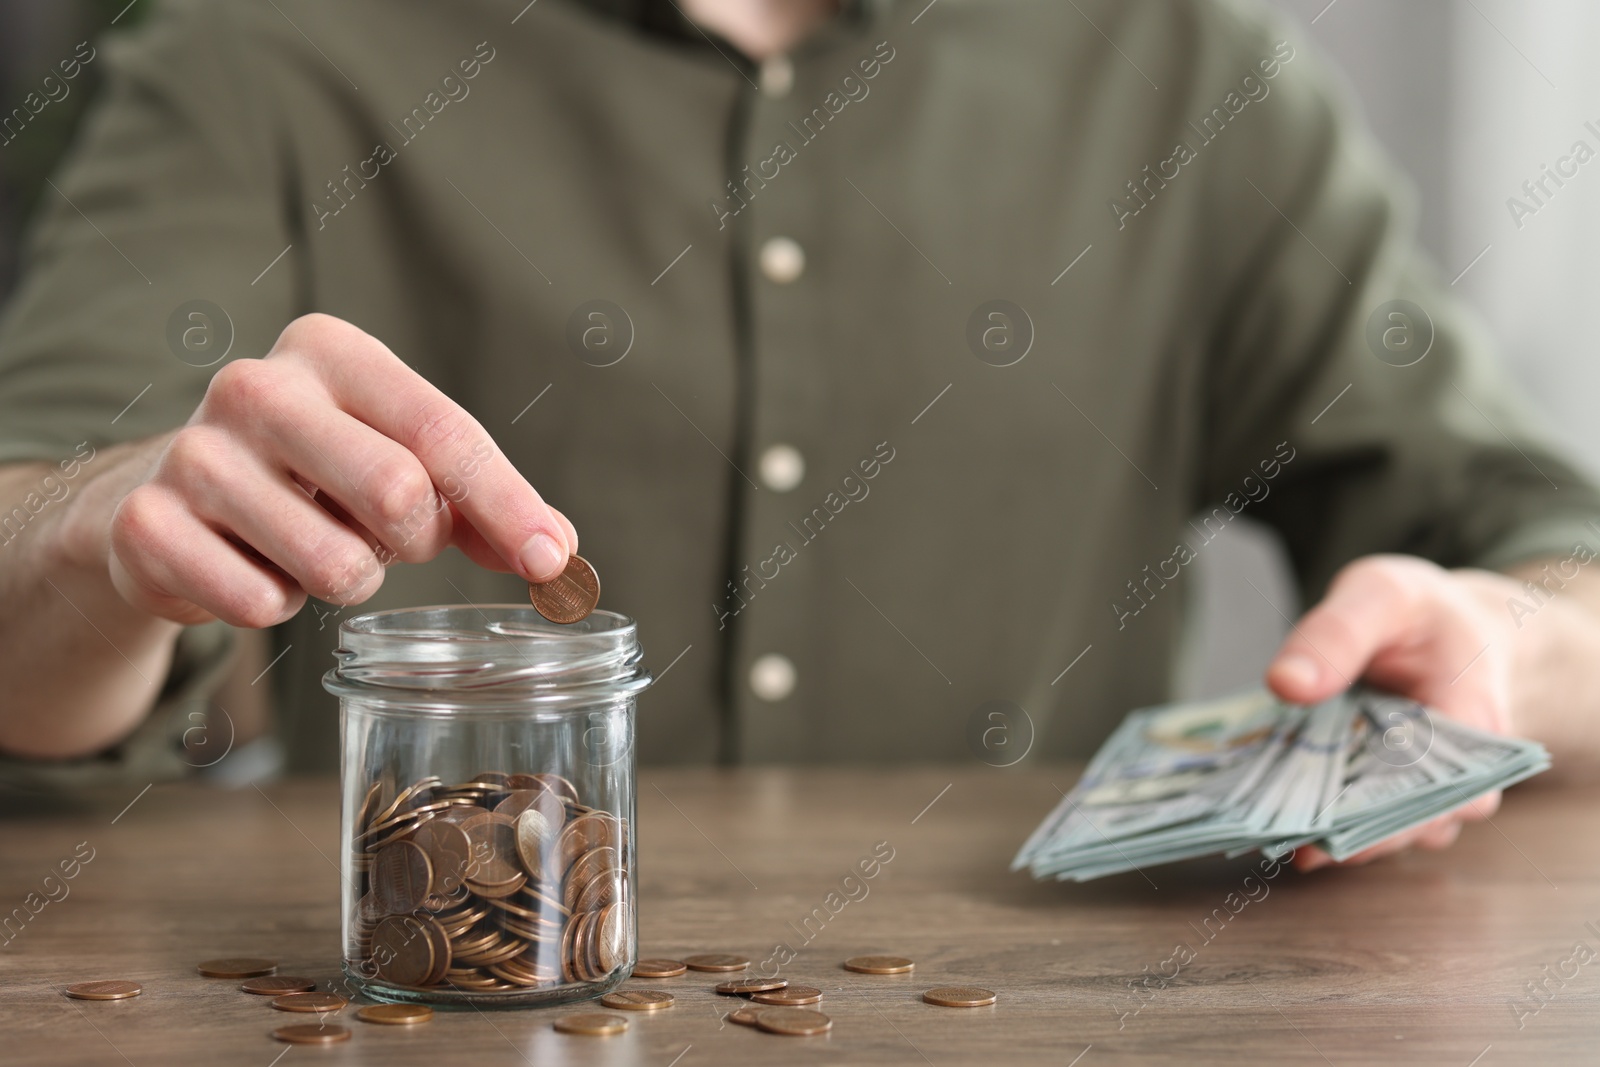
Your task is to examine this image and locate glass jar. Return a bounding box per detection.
[323,604,650,1008]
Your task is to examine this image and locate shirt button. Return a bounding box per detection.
[760,55,794,98]
[758,444,805,492]
[749,653,796,702]
[759,237,805,284]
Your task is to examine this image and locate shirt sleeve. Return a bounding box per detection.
[0,2,295,787]
[0,0,298,463]
[1191,8,1600,597]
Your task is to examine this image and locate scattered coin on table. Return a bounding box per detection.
[755,1006,833,1036]
[357,1004,434,1025]
[241,976,316,995]
[923,986,998,1007]
[553,1012,629,1036]
[683,953,750,972]
[64,981,142,1001]
[716,976,786,996]
[632,958,688,978]
[600,989,675,1011]
[528,554,601,624]
[843,955,914,974]
[271,1023,352,1045]
[198,958,278,979]
[728,1005,764,1027]
[752,984,823,1006]
[271,992,349,1013]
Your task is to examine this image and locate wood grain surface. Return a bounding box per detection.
[1,768,1596,1065]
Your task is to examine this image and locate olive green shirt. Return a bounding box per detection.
[2,0,1597,782]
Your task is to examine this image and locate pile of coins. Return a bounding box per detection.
[349,770,629,995]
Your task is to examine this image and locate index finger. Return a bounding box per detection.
[303,318,571,582]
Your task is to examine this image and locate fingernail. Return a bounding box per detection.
[1273,653,1320,691]
[519,532,566,582]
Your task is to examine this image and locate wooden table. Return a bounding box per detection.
[2,768,1596,1064]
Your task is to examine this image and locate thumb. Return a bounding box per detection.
[1266,556,1433,705]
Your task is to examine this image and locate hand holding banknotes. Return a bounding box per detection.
[1013,553,1593,883]
[1266,555,1515,870]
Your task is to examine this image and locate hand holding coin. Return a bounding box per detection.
[530,555,601,624]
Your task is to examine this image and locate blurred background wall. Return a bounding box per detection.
[1,0,1595,706]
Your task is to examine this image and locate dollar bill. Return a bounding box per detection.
[1014,687,1549,881]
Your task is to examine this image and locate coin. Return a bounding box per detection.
[271,1023,352,1045]
[716,976,786,996]
[64,980,141,1001]
[462,812,523,886]
[529,555,601,624]
[922,986,998,1007]
[495,787,562,821]
[728,1005,764,1027]
[594,903,630,975]
[752,984,823,1005]
[843,955,914,974]
[684,953,750,972]
[600,990,675,1011]
[412,820,472,896]
[553,1012,628,1036]
[355,781,385,830]
[372,916,435,987]
[572,871,623,914]
[514,808,557,876]
[197,957,277,978]
[358,1004,434,1025]
[633,958,687,978]
[755,1006,833,1036]
[533,773,581,805]
[241,976,317,995]
[373,839,433,914]
[272,992,349,1013]
[564,846,620,911]
[556,812,621,878]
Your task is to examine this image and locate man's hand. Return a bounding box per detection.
[1264,554,1520,871]
[107,313,577,627]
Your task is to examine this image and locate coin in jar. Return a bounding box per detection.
[755,1007,833,1036]
[843,955,914,974]
[197,957,277,978]
[528,554,601,624]
[461,812,522,886]
[373,839,433,914]
[357,1004,434,1025]
[716,976,786,996]
[922,986,998,1007]
[411,820,472,896]
[632,958,687,978]
[64,981,142,1001]
[371,916,435,987]
[683,953,750,972]
[752,984,823,1006]
[600,990,675,1011]
[241,976,317,995]
[271,1023,352,1045]
[552,1012,629,1036]
[272,992,349,1013]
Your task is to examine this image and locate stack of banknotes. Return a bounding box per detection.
[1014,687,1549,882]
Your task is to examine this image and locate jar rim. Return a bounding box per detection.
[322,604,651,708]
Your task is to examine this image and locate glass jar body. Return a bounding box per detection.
[326,605,645,1008]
